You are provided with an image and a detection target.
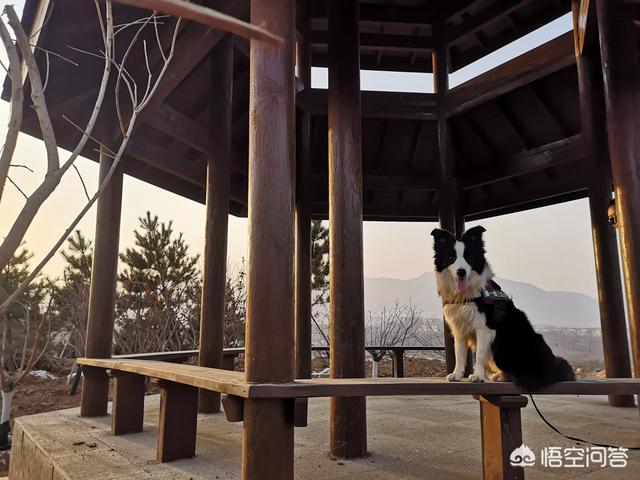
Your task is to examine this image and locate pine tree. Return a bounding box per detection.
[311,220,329,306]
[49,230,93,357]
[115,212,200,353]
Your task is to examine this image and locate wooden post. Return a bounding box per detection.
[596,0,640,409]
[391,349,405,378]
[433,17,456,374]
[295,20,312,382]
[157,380,198,462]
[294,20,313,428]
[111,371,145,435]
[477,395,527,480]
[572,2,634,408]
[242,0,296,478]
[328,0,367,459]
[198,35,233,414]
[81,148,123,417]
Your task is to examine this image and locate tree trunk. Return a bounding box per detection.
[1,389,13,424]
[372,360,379,378]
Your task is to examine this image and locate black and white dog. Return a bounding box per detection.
[431,226,575,389]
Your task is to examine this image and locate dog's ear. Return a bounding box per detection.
[461,225,486,243]
[431,228,455,245]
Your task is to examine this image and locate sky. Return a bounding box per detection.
[0,3,601,298]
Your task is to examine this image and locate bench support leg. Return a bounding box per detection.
[242,399,294,480]
[157,380,198,462]
[112,372,145,435]
[294,397,308,427]
[477,394,528,480]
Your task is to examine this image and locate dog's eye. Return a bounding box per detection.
[449,254,455,262]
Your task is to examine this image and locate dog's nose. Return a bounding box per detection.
[456,268,467,278]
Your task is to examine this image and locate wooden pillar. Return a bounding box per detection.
[572,2,634,408]
[198,35,233,414]
[596,0,640,409]
[81,148,123,417]
[242,0,296,478]
[433,17,456,374]
[295,21,312,382]
[294,20,313,429]
[327,0,367,459]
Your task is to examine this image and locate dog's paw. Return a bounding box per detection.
[446,372,463,382]
[489,373,509,382]
[468,374,485,383]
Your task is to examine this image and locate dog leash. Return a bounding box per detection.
[529,394,640,450]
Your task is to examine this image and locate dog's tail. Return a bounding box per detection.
[513,354,575,391]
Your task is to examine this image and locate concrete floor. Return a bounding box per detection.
[10,394,640,479]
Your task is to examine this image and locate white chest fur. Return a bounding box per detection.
[443,303,487,339]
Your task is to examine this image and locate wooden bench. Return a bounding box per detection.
[77,357,640,479]
[114,345,444,378]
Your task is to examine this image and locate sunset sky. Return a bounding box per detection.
[0,4,601,298]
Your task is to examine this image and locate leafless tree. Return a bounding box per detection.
[414,316,445,361]
[0,0,282,426]
[366,302,420,378]
[0,0,181,424]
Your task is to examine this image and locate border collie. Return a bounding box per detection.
[431,226,575,389]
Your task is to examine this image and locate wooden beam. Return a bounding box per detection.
[447,32,575,116]
[149,103,209,155]
[466,174,587,219]
[297,89,437,120]
[328,0,367,460]
[312,51,433,72]
[463,135,584,189]
[243,0,296,478]
[134,0,249,126]
[310,3,432,27]
[126,135,248,204]
[147,102,247,174]
[446,0,530,47]
[112,0,282,46]
[126,136,205,186]
[309,30,433,53]
[314,172,439,191]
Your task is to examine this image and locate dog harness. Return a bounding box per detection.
[443,280,511,325]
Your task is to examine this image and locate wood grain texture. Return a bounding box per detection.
[573,0,634,408]
[596,0,640,411]
[80,150,123,418]
[327,0,367,459]
[77,359,640,398]
[157,380,198,462]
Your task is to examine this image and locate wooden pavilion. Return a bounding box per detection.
[8,0,640,479]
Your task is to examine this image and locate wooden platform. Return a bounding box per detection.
[77,358,640,398]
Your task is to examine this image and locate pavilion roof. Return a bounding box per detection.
[7,0,586,221]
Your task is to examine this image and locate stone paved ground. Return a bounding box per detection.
[10,394,640,479]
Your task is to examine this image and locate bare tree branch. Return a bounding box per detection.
[0,15,24,205]
[5,5,59,174]
[7,176,27,200]
[0,2,113,272]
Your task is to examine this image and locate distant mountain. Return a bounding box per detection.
[364,272,601,329]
